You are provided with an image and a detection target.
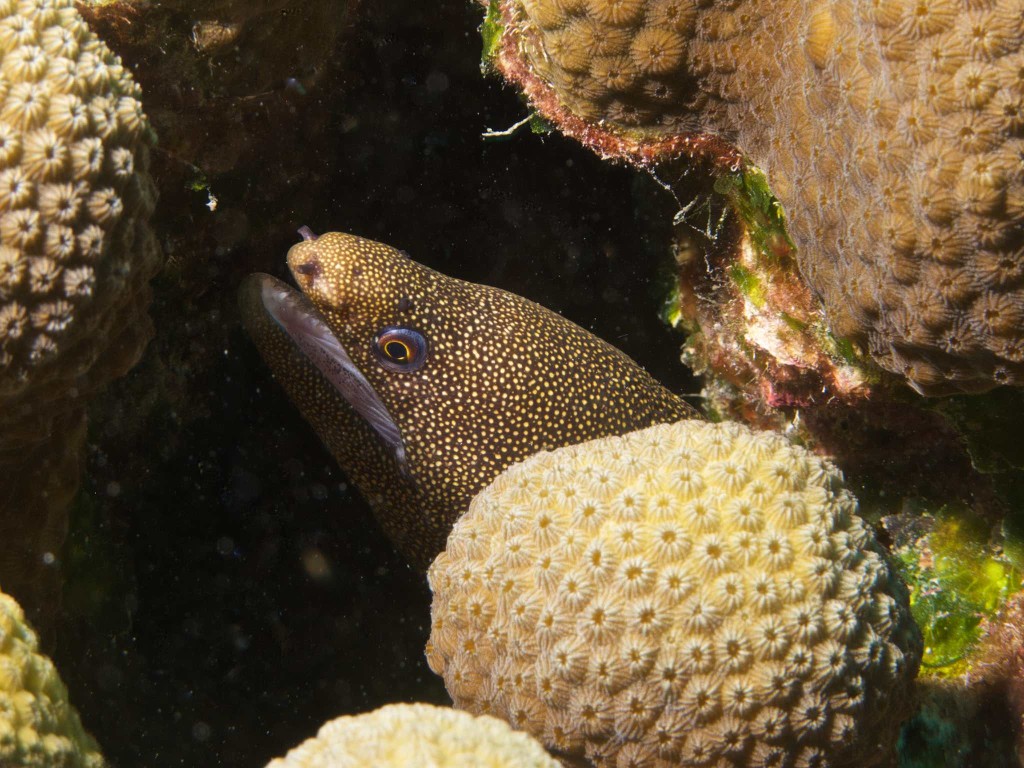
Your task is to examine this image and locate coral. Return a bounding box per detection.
[427,419,921,767]
[0,583,105,767]
[490,0,1024,394]
[265,703,562,768]
[0,0,159,628]
[496,0,714,139]
[0,0,159,447]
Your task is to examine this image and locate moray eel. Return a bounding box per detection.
[240,229,695,568]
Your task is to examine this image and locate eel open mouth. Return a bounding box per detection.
[243,272,408,470]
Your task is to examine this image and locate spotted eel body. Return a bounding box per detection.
[240,230,695,567]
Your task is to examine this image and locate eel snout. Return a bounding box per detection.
[238,272,407,470]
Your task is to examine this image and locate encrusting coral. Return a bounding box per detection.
[0,583,105,767]
[265,703,562,768]
[489,0,1024,395]
[428,419,921,767]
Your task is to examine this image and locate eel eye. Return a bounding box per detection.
[373,326,428,372]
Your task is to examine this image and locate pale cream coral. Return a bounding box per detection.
[499,0,1024,394]
[0,583,105,768]
[0,0,159,434]
[427,420,920,768]
[265,703,562,768]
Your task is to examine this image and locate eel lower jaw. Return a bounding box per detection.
[245,273,408,471]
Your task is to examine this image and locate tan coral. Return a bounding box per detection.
[427,420,921,768]
[0,582,106,767]
[0,0,159,444]
[265,703,563,768]
[492,0,1024,394]
[0,0,159,628]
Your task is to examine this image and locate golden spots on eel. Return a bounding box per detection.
[240,230,695,569]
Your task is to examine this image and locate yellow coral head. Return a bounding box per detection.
[241,229,694,567]
[0,585,106,768]
[428,420,922,767]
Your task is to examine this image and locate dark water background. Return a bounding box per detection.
[54,1,699,765]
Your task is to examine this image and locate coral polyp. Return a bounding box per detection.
[428,419,921,767]
[489,0,1024,395]
[500,0,713,139]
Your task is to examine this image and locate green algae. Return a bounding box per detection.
[728,263,765,307]
[893,508,1022,678]
[822,330,864,369]
[478,0,554,139]
[814,327,881,383]
[660,283,685,329]
[480,0,503,74]
[929,389,1024,572]
[713,163,795,264]
[717,164,880,369]
[528,112,554,135]
[779,311,807,333]
[187,172,211,195]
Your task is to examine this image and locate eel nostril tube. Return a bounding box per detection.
[297,225,318,241]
